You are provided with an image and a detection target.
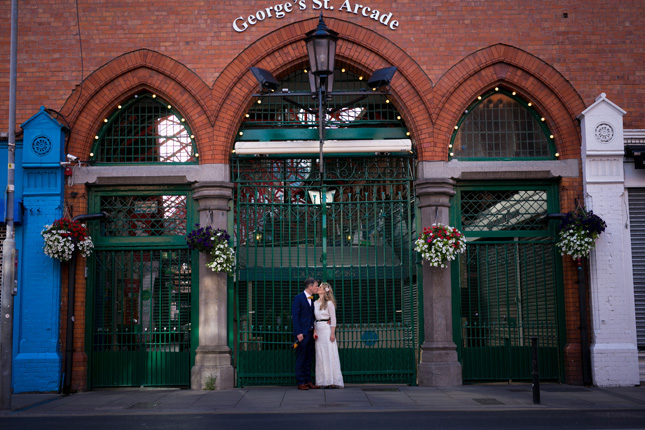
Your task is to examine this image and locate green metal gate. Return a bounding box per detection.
[86,189,197,387]
[232,156,418,386]
[453,185,565,382]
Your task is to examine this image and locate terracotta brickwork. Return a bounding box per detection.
[2,0,643,389]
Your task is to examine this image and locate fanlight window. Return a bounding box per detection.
[451,90,554,159]
[91,93,197,164]
[238,66,408,141]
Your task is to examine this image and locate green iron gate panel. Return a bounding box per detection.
[454,185,564,382]
[458,241,561,381]
[87,188,195,388]
[89,249,192,387]
[233,156,418,386]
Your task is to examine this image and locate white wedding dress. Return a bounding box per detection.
[314,301,344,387]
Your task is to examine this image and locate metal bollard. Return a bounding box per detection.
[531,336,540,404]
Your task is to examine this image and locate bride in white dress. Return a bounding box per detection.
[314,282,344,388]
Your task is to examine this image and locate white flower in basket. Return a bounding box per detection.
[186,224,235,275]
[41,218,94,262]
[414,223,467,268]
[556,208,606,260]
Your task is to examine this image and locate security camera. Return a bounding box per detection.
[66,154,79,162]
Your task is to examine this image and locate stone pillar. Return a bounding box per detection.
[579,94,639,386]
[190,181,235,390]
[416,178,462,386]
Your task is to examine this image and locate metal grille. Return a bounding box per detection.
[93,93,197,164]
[89,248,192,387]
[461,189,548,232]
[239,67,406,141]
[628,188,645,348]
[459,240,561,381]
[455,184,563,382]
[452,92,552,159]
[100,194,187,237]
[233,156,418,386]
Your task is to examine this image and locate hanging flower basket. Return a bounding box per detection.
[556,207,606,260]
[414,223,467,268]
[41,218,94,262]
[186,224,235,275]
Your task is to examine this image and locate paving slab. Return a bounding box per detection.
[3,383,644,416]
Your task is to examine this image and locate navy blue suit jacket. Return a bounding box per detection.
[292,292,314,337]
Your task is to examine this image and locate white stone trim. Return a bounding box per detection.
[580,95,640,387]
[419,159,579,180]
[70,163,230,185]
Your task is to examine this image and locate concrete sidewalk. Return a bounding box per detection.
[3,383,645,416]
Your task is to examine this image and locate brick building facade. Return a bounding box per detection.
[1,0,643,391]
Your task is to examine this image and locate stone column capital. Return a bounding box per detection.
[416,178,456,209]
[192,182,234,212]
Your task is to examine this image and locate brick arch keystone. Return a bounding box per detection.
[434,44,586,160]
[60,50,212,159]
[210,17,435,161]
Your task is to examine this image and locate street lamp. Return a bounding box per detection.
[249,14,397,176]
[304,14,338,98]
[303,14,338,176]
[248,15,396,282]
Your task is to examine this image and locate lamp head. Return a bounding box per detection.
[304,14,338,78]
[250,67,280,92]
[367,66,398,89]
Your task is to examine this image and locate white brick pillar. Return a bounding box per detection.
[579,93,639,386]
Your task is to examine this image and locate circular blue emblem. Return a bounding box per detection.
[32,136,52,156]
[361,330,379,347]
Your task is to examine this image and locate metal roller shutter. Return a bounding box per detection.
[628,188,645,349]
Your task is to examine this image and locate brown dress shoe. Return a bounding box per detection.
[306,382,320,389]
[297,384,309,390]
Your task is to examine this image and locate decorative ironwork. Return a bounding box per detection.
[233,156,418,386]
[89,248,192,387]
[92,93,197,164]
[460,189,548,232]
[238,67,406,139]
[454,183,564,382]
[459,241,561,381]
[99,194,188,237]
[232,156,413,184]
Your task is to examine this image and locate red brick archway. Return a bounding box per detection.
[433,44,586,160]
[60,49,212,161]
[209,17,435,162]
[59,34,585,166]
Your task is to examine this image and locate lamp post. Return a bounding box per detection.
[304,15,338,176]
[1,0,18,411]
[249,14,397,176]
[248,15,397,282]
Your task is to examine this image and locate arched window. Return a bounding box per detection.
[450,89,555,160]
[90,92,197,164]
[238,66,409,142]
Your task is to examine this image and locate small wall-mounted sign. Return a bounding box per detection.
[232,0,400,33]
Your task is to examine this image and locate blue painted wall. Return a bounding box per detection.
[6,107,67,393]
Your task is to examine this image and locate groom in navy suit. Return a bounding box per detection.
[292,277,320,390]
